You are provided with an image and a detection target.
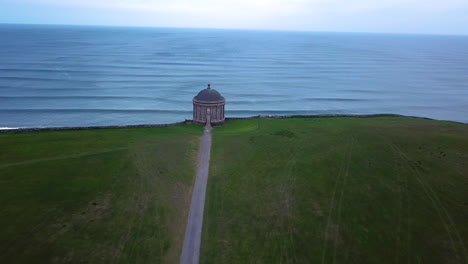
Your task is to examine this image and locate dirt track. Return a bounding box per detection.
[180,124,212,264]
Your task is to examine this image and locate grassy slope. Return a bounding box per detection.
[201,117,468,264]
[0,125,201,264]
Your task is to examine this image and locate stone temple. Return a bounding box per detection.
[193,84,225,125]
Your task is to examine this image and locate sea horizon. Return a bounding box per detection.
[1,24,468,127]
[3,22,468,37]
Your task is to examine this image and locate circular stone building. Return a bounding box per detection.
[193,84,225,125]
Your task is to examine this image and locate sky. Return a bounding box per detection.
[1,0,468,35]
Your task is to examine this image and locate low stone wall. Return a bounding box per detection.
[0,120,193,133]
[0,114,443,134]
[225,113,435,121]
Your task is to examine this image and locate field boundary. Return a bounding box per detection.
[225,113,436,121]
[0,120,192,133]
[2,113,464,133]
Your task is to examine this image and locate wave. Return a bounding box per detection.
[0,109,192,114]
[0,94,368,102]
[1,61,216,71]
[0,76,95,83]
[227,97,371,104]
[0,74,217,82]
[224,93,287,98]
[225,109,349,115]
[0,77,184,86]
[0,94,371,103]
[303,97,370,102]
[0,85,170,91]
[0,95,192,104]
[0,60,387,73]
[0,108,358,116]
[0,95,166,100]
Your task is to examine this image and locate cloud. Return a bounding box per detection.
[17,0,466,12]
[16,0,307,16]
[2,0,468,33]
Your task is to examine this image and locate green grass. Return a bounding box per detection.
[2,117,468,263]
[201,117,468,264]
[0,124,202,264]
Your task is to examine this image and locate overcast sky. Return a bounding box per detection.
[1,0,467,34]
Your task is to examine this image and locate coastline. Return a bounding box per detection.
[0,113,464,133]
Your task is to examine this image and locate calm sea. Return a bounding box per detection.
[1,24,467,128]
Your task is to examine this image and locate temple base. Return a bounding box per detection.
[194,120,225,126]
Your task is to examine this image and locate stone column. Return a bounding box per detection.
[206,108,211,124]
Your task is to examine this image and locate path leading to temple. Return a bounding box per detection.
[180,123,212,264]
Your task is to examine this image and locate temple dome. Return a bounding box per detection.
[192,84,225,125]
[193,84,225,102]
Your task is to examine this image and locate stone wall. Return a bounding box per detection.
[1,114,446,134]
[0,120,192,133]
[225,113,435,121]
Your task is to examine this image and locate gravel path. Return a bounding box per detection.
[180,124,212,264]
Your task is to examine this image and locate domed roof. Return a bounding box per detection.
[193,84,225,102]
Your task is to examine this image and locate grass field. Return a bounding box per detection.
[0,125,201,264]
[201,117,468,264]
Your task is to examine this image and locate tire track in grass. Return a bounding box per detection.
[374,133,413,264]
[0,207,60,259]
[391,143,405,264]
[110,146,147,263]
[391,143,411,264]
[332,136,354,264]
[0,147,128,169]
[1,149,128,262]
[389,142,467,263]
[393,150,402,264]
[392,147,404,264]
[127,148,153,262]
[280,156,294,263]
[405,159,411,264]
[110,184,138,263]
[283,148,298,263]
[399,148,412,264]
[321,137,352,264]
[388,141,413,264]
[373,126,466,263]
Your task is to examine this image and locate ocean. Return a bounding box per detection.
[1,24,467,128]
